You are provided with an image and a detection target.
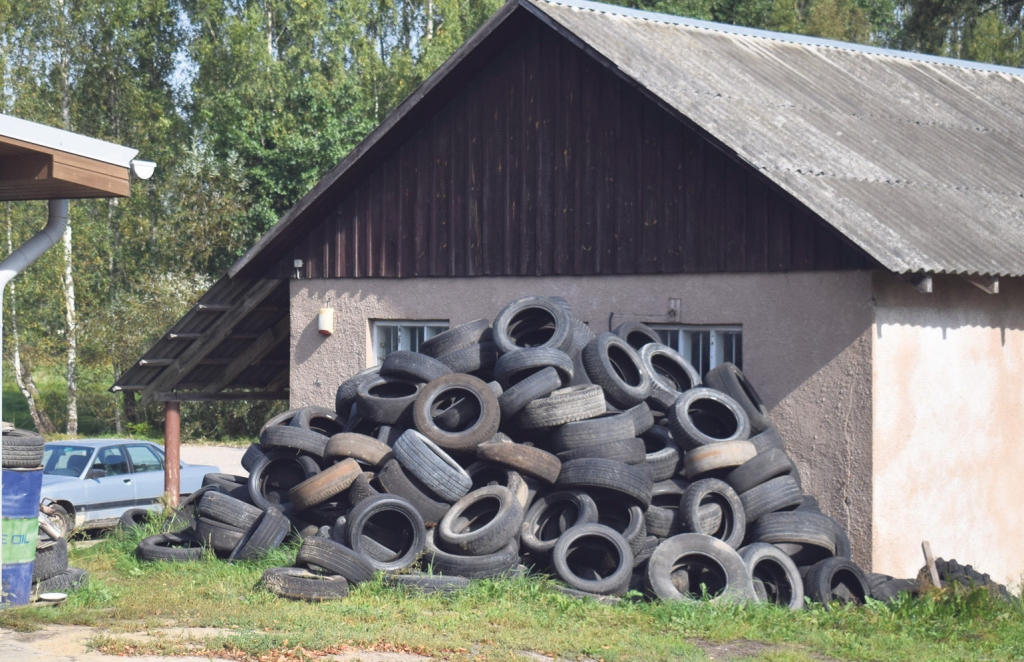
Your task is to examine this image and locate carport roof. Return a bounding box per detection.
[0,114,139,200]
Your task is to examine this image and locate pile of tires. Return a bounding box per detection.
[170,296,884,606]
[32,537,89,594]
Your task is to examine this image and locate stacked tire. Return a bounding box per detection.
[154,296,877,607]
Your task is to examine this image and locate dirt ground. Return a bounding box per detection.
[1,624,430,662]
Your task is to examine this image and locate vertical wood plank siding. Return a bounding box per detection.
[292,23,871,279]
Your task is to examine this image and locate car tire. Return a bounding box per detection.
[117,507,150,531]
[683,440,757,479]
[642,427,681,482]
[550,413,634,450]
[247,455,321,511]
[668,388,751,450]
[494,347,574,388]
[344,494,426,572]
[555,458,653,509]
[436,485,523,556]
[520,489,600,559]
[229,508,291,561]
[704,363,772,434]
[32,538,68,582]
[551,524,634,597]
[384,571,470,594]
[288,458,362,511]
[639,343,701,405]
[555,437,646,465]
[679,478,746,549]
[492,296,575,355]
[739,475,803,524]
[749,512,837,565]
[355,375,423,425]
[725,446,795,494]
[324,433,394,468]
[261,567,349,601]
[517,385,606,429]
[295,536,376,584]
[35,567,88,593]
[1,428,45,468]
[393,430,472,503]
[420,319,492,358]
[259,425,329,459]
[137,533,204,562]
[376,459,450,526]
[612,321,662,350]
[804,557,870,608]
[381,350,453,383]
[738,543,804,610]
[581,333,652,409]
[498,367,562,421]
[198,491,263,529]
[645,533,754,602]
[475,441,561,484]
[422,528,519,579]
[241,444,266,473]
[288,406,345,436]
[194,516,246,553]
[412,374,501,452]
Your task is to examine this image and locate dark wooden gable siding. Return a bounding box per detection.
[286,20,873,279]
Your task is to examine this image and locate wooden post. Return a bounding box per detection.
[164,400,181,507]
[922,541,941,588]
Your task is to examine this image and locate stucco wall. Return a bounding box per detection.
[291,272,876,564]
[872,273,1024,586]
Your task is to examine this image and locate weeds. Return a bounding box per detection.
[1,533,1021,661]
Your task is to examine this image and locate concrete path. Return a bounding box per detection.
[1,625,429,661]
[179,444,246,477]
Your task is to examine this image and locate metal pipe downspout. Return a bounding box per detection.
[0,199,68,604]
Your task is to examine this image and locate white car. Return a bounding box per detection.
[40,440,218,531]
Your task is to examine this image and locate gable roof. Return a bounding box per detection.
[230,0,1024,278]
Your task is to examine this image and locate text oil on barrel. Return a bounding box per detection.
[2,467,43,607]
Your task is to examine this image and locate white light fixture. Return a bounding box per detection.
[129,159,156,180]
[318,308,334,335]
[293,259,304,279]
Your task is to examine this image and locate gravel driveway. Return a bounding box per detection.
[180,444,246,477]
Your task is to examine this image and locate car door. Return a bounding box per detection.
[125,444,165,511]
[83,445,136,523]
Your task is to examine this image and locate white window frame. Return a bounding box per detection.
[371,320,449,365]
[647,324,743,376]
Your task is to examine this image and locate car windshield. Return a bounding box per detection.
[42,445,93,477]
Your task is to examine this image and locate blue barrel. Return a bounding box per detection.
[2,467,42,607]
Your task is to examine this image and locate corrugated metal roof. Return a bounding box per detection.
[526,0,1024,275]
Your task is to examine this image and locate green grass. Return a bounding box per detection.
[3,522,1023,661]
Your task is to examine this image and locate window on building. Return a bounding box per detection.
[372,320,449,365]
[648,325,742,378]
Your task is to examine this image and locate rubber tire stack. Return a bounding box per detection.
[147,296,878,608]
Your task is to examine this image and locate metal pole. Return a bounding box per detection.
[163,401,180,507]
[0,199,68,602]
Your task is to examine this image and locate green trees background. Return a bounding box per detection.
[0,0,1019,439]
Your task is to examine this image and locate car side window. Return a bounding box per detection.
[92,446,130,476]
[126,445,163,473]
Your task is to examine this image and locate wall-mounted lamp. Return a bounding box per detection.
[318,308,334,335]
[293,259,304,279]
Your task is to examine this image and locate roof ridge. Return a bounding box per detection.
[531,0,1024,78]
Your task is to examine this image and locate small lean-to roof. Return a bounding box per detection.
[0,113,139,200]
[228,0,1024,278]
